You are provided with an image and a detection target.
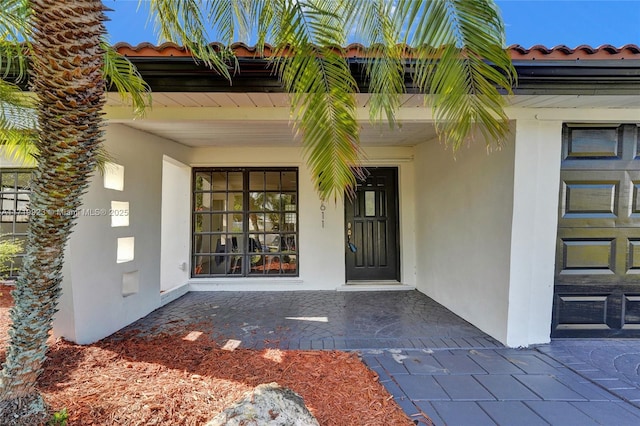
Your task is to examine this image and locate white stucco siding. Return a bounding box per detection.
[160,156,191,292]
[55,124,191,344]
[506,119,563,347]
[414,131,516,344]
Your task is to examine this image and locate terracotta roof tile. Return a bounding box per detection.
[508,44,640,60]
[114,42,273,58]
[113,42,640,61]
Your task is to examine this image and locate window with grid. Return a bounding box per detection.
[192,168,298,277]
[0,169,32,278]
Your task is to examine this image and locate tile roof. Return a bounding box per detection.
[109,42,640,95]
[113,42,640,61]
[508,44,640,60]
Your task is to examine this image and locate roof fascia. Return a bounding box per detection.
[124,55,640,95]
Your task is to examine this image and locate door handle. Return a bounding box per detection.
[346,222,356,252]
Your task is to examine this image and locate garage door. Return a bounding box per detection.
[552,124,640,337]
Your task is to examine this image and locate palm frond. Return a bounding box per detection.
[241,0,275,53]
[210,0,252,44]
[147,0,235,79]
[0,78,35,126]
[397,0,515,149]
[102,42,152,117]
[264,0,365,201]
[0,0,31,81]
[0,78,37,165]
[94,145,115,175]
[0,79,36,162]
[0,127,37,166]
[345,0,405,126]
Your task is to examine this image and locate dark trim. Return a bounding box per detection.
[126,57,284,93]
[511,60,640,95]
[8,54,640,95]
[121,56,640,95]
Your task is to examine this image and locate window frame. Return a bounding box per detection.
[191,167,299,278]
[0,168,33,279]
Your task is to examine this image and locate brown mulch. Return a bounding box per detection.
[0,285,428,425]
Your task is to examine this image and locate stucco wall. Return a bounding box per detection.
[505,119,562,347]
[54,124,190,344]
[414,132,516,344]
[160,156,191,292]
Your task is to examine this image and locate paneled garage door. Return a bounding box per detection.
[552,124,640,337]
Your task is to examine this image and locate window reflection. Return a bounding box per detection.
[192,168,298,277]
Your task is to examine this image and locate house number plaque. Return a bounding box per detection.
[320,203,326,228]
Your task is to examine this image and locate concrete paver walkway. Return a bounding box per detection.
[363,347,640,425]
[125,290,640,425]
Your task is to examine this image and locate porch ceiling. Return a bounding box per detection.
[110,92,439,147]
[107,92,640,110]
[119,119,438,147]
[106,91,640,147]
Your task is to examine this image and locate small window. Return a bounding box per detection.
[0,169,32,279]
[192,168,298,277]
[104,162,125,191]
[110,201,130,227]
[116,237,135,263]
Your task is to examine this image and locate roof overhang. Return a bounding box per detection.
[113,42,640,95]
[69,43,640,147]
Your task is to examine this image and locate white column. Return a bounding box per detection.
[506,119,563,347]
[160,156,191,292]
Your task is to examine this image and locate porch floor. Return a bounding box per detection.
[121,290,640,425]
[125,290,498,350]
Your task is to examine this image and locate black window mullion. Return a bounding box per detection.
[0,169,32,279]
[242,169,249,276]
[192,167,298,278]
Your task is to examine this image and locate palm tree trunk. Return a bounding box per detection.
[0,1,107,422]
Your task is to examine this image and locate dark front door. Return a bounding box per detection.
[345,167,399,281]
[552,124,640,337]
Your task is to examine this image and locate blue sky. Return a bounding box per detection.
[104,0,640,48]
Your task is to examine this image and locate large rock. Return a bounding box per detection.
[206,382,320,426]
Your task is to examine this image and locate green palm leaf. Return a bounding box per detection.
[102,41,152,117]
[146,0,515,198]
[397,0,515,149]
[0,0,30,81]
[0,43,149,167]
[0,128,36,165]
[242,0,274,52]
[0,78,37,164]
[148,0,236,78]
[345,0,405,126]
[256,0,365,201]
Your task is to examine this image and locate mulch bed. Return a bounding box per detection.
[0,285,424,425]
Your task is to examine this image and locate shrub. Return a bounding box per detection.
[0,237,22,279]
